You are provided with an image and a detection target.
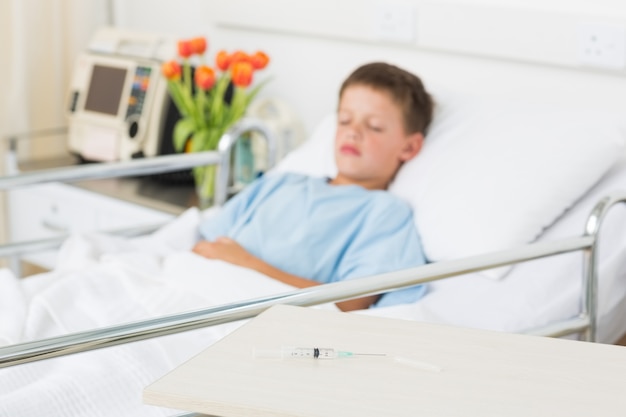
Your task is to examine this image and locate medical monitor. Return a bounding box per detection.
[67,53,168,162]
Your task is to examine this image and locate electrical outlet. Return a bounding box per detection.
[577,23,626,69]
[372,2,415,43]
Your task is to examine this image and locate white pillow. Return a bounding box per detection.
[275,91,625,279]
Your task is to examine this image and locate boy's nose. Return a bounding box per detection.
[345,126,362,141]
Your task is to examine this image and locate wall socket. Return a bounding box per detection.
[372,2,415,43]
[577,23,626,69]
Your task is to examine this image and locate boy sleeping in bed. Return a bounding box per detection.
[192,62,434,312]
[0,62,432,417]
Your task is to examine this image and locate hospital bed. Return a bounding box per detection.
[0,88,626,417]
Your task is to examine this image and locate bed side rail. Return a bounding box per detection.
[0,117,276,207]
[0,151,221,189]
[0,234,595,368]
[0,223,164,258]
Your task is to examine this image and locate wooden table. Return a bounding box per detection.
[144,305,626,417]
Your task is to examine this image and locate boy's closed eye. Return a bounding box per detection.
[367,123,384,132]
[337,116,384,132]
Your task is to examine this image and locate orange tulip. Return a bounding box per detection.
[194,65,216,90]
[190,37,207,55]
[161,60,182,80]
[250,51,270,70]
[215,50,232,71]
[230,50,251,65]
[178,40,193,58]
[231,61,253,87]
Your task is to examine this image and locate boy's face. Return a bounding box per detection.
[334,85,423,190]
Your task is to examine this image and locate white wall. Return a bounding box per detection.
[112,0,626,136]
[3,0,624,261]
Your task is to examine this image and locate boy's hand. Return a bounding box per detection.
[192,237,256,268]
[192,237,379,311]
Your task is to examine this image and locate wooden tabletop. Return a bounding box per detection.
[144,305,626,417]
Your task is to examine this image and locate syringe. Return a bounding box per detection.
[253,346,386,359]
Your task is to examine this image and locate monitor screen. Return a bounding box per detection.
[84,65,128,116]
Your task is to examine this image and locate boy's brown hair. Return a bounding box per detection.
[339,62,434,135]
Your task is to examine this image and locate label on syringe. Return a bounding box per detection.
[285,347,336,359]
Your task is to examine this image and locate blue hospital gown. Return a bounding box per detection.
[198,172,427,307]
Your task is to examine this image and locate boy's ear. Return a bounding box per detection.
[399,132,424,162]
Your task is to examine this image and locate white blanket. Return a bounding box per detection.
[0,208,324,417]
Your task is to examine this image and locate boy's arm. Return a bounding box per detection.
[338,198,427,308]
[192,238,379,312]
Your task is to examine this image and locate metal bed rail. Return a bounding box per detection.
[0,235,589,367]
[2,188,626,368]
[0,222,165,258]
[0,117,276,207]
[0,150,222,189]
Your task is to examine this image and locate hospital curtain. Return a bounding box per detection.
[0,0,110,248]
[0,0,110,159]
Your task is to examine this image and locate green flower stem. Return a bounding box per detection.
[180,60,202,128]
[210,75,231,127]
[196,89,208,130]
[183,59,192,101]
[166,82,186,116]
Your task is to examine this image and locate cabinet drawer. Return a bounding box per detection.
[8,185,94,240]
[7,183,175,270]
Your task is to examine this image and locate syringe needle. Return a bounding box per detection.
[336,351,386,358]
[353,353,386,356]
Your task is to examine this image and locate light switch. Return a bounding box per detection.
[372,2,415,43]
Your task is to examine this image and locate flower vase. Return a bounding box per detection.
[193,164,217,209]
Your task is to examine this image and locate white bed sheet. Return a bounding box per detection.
[0,209,322,417]
[1,159,625,416]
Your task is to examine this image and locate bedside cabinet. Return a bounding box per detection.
[7,181,179,271]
